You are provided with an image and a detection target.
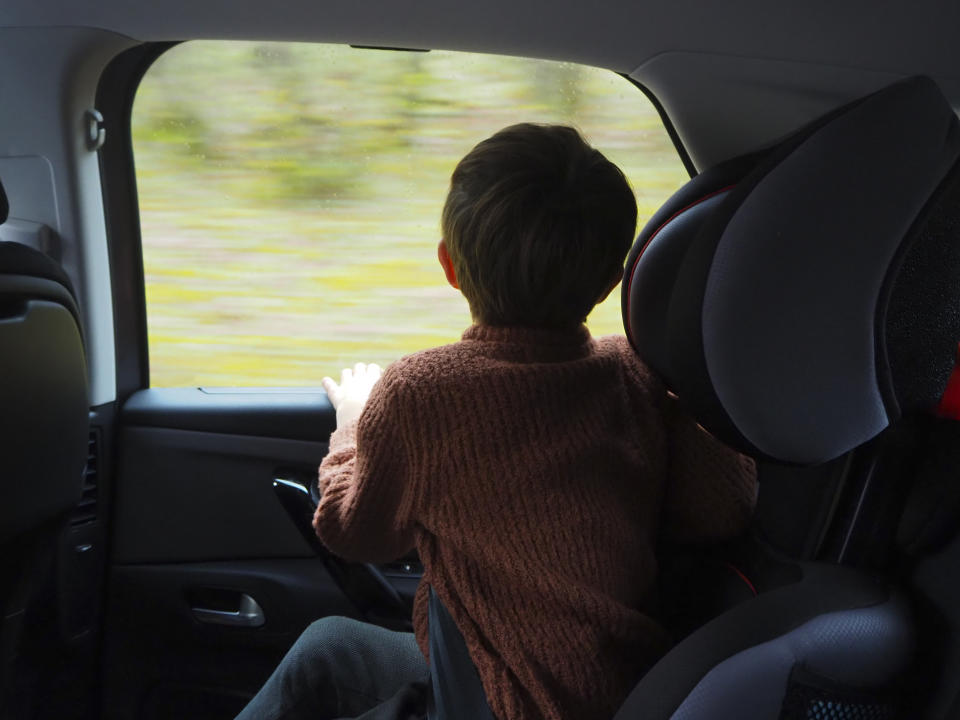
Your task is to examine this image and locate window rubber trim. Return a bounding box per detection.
[621,74,697,179]
[96,42,178,403]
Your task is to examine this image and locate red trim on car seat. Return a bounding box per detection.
[936,343,960,421]
[624,185,735,338]
[724,562,758,596]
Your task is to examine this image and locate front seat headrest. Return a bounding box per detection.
[623,76,960,465]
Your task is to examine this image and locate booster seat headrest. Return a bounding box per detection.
[623,76,960,465]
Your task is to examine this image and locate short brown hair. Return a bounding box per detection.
[441,123,637,328]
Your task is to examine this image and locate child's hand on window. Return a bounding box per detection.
[322,362,382,428]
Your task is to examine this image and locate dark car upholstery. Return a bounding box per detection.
[617,76,960,719]
[623,75,960,467]
[0,178,89,711]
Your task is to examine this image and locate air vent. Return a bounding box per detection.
[71,429,100,526]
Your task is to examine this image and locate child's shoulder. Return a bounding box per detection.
[382,339,478,385]
[592,333,634,357]
[592,333,666,393]
[592,333,645,366]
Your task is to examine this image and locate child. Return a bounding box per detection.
[238,123,756,720]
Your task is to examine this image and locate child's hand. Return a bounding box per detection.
[322,362,382,428]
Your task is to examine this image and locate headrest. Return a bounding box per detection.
[623,76,960,465]
[0,241,81,330]
[0,176,7,223]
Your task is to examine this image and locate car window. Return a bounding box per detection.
[133,42,688,387]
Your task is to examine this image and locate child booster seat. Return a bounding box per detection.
[616,75,960,719]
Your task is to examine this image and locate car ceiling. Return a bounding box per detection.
[4,0,960,169]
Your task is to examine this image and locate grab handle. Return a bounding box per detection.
[191,592,265,628]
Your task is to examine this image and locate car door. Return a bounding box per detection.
[101,387,422,720]
[93,40,690,719]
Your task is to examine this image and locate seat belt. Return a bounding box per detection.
[426,587,494,720]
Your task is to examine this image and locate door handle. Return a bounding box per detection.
[191,593,265,628]
[274,474,321,507]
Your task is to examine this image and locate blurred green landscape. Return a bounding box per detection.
[133,42,688,387]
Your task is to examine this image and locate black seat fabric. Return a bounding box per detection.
[0,239,87,546]
[617,565,912,719]
[615,76,960,719]
[623,75,960,466]
[0,239,77,314]
[0,198,88,711]
[427,589,494,720]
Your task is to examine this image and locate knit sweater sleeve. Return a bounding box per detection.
[659,393,758,544]
[312,366,418,563]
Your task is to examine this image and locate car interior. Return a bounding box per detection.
[2,2,960,719]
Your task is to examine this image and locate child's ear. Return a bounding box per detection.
[438,240,460,290]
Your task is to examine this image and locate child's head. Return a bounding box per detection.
[440,123,637,329]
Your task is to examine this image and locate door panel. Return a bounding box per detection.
[113,425,322,563]
[103,389,420,720]
[104,559,358,720]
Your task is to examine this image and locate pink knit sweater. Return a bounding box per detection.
[314,324,757,720]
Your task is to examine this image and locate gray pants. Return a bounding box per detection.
[235,617,429,720]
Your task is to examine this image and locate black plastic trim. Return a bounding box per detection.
[622,74,696,179]
[349,45,430,52]
[817,420,922,570]
[272,478,412,630]
[123,387,336,441]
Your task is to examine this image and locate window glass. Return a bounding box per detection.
[133,42,688,387]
